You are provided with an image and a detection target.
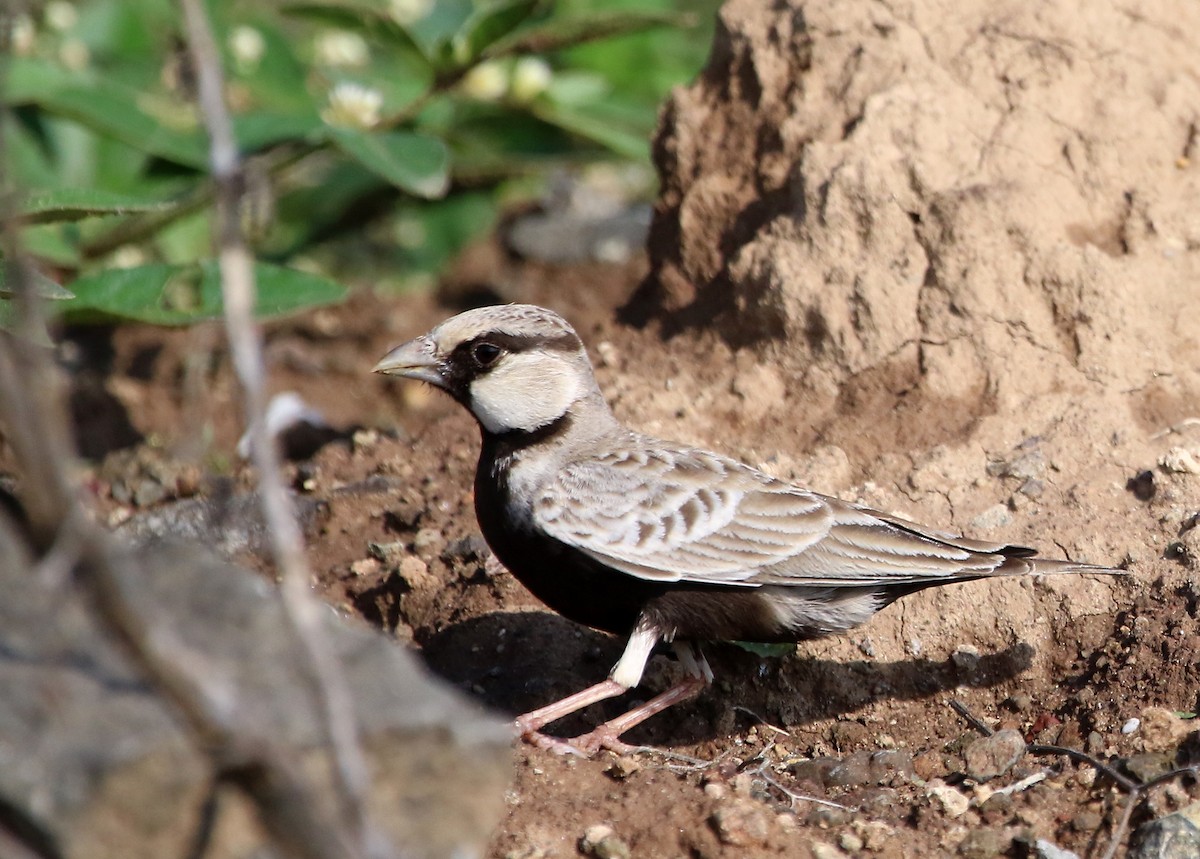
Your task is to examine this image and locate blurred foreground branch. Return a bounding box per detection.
[178,0,382,855]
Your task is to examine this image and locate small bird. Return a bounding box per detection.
[374,304,1120,756]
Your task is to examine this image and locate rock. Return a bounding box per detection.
[1125,752,1179,783]
[632,0,1200,424]
[1160,448,1200,475]
[869,749,915,784]
[927,781,971,818]
[826,750,875,787]
[0,527,511,859]
[579,824,632,859]
[964,729,1026,781]
[115,489,329,563]
[1035,840,1080,859]
[1139,707,1193,752]
[958,828,1009,859]
[1130,802,1200,859]
[710,798,771,847]
[786,756,839,787]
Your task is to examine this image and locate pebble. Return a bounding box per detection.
[604,756,641,780]
[826,751,874,787]
[579,824,631,859]
[1130,803,1200,858]
[927,781,971,818]
[952,644,982,674]
[958,828,1010,858]
[839,831,864,852]
[787,756,839,787]
[1139,707,1192,751]
[1160,447,1200,475]
[970,504,1013,532]
[1125,752,1178,783]
[1122,718,1142,735]
[1035,839,1080,859]
[964,729,1026,781]
[812,843,851,859]
[709,799,771,847]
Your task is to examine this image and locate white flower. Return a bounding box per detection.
[11,15,35,55]
[389,0,434,26]
[229,25,266,72]
[58,38,89,71]
[510,56,552,103]
[45,1,77,32]
[461,60,508,102]
[314,30,369,68]
[321,82,383,129]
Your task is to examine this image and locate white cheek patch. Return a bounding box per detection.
[470,352,583,433]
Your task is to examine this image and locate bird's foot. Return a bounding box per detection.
[566,728,639,758]
[520,727,590,757]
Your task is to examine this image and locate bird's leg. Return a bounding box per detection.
[514,624,660,756]
[566,642,714,756]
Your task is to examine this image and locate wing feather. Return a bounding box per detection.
[534,444,1023,588]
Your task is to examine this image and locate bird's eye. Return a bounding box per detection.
[471,341,502,368]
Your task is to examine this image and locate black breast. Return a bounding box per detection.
[473,448,667,636]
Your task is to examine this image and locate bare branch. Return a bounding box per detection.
[176,2,380,856]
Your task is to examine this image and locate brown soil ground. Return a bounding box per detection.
[68,248,1200,858]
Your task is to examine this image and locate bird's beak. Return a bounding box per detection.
[372,335,446,388]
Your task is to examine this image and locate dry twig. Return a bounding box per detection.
[950,699,1199,859]
[177,1,382,855]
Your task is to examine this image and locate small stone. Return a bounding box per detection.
[1131,802,1200,859]
[368,540,408,564]
[812,843,851,859]
[839,831,864,852]
[703,781,728,799]
[1004,692,1033,713]
[414,527,444,553]
[579,824,631,859]
[868,749,915,783]
[1127,470,1156,501]
[1123,718,1142,735]
[928,781,971,818]
[1160,447,1200,475]
[710,799,771,847]
[350,557,381,577]
[1139,707,1192,752]
[1071,810,1103,832]
[1125,752,1178,783]
[970,504,1013,532]
[958,828,1009,858]
[952,644,982,674]
[443,532,490,561]
[826,751,874,787]
[787,756,838,787]
[912,750,947,781]
[964,729,1026,781]
[1034,839,1080,859]
[398,555,431,587]
[604,756,641,780]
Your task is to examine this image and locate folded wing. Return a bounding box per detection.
[534,445,1038,588]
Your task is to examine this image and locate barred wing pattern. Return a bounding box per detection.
[534,445,1022,588]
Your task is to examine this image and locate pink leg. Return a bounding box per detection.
[514,678,629,756]
[567,675,708,756]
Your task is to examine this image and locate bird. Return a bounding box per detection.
[373,303,1121,756]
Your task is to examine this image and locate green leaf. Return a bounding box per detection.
[60,262,346,325]
[483,8,684,59]
[329,127,449,198]
[18,189,174,225]
[532,100,649,160]
[0,264,76,300]
[451,0,540,65]
[8,58,208,168]
[734,642,796,658]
